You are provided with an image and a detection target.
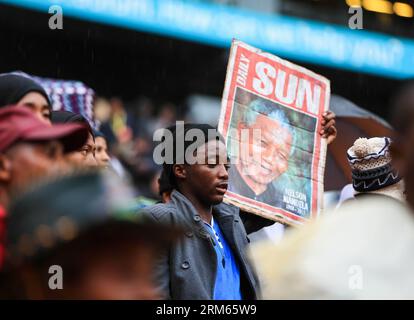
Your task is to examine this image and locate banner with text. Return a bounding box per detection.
[219,40,330,225]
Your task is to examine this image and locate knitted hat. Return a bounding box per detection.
[0,72,51,108]
[347,137,401,193]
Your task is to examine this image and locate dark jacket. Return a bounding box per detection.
[141,190,274,300]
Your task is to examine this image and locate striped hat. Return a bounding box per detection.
[347,137,401,192]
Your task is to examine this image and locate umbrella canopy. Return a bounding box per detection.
[325,95,394,191]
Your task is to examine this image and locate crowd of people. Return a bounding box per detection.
[0,70,413,299]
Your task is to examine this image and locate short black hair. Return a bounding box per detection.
[93,129,106,140]
[160,123,225,189]
[158,169,173,196]
[51,110,94,139]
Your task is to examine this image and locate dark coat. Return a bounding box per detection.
[141,190,274,300]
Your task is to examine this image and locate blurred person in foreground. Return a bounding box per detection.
[0,106,88,269]
[0,72,52,124]
[0,171,181,299]
[335,184,354,208]
[51,110,97,168]
[345,137,404,202]
[0,106,88,210]
[249,138,414,299]
[142,123,277,300]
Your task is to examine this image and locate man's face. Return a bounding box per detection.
[17,92,51,125]
[180,140,230,205]
[65,132,97,169]
[238,114,292,186]
[1,141,67,198]
[95,137,110,169]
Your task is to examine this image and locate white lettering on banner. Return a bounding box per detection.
[252,62,321,114]
[351,39,403,69]
[252,61,276,95]
[275,70,298,105]
[159,1,211,31]
[262,22,295,47]
[299,25,347,63]
[283,189,309,215]
[296,78,321,115]
[69,0,154,18]
[236,54,250,87]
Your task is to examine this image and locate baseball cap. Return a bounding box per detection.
[0,105,89,153]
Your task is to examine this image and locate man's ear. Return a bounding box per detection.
[0,154,12,183]
[173,164,187,180]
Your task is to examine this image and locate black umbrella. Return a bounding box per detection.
[325,95,394,191]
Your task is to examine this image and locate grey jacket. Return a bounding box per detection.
[141,190,273,300]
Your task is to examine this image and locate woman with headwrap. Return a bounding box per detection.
[0,72,51,125]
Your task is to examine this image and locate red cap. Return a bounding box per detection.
[0,105,89,153]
